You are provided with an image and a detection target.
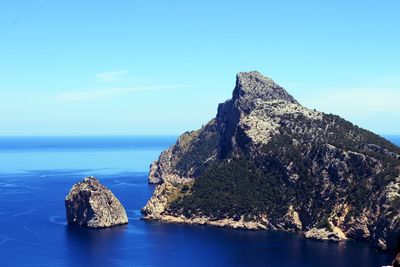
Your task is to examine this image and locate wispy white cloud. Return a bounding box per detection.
[51,85,189,102]
[95,70,129,82]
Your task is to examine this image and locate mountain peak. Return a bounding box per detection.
[233,71,298,106]
[145,71,400,252]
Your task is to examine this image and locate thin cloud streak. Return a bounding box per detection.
[95,70,128,82]
[52,85,190,102]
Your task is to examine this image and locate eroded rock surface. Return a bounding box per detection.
[143,71,400,251]
[65,176,128,228]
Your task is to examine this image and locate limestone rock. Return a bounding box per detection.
[65,176,128,228]
[143,71,400,251]
[148,161,163,184]
[304,227,347,242]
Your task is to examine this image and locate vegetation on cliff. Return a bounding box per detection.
[144,71,400,250]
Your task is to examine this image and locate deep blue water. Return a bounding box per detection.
[0,136,399,267]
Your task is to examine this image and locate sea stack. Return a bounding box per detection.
[143,71,400,251]
[65,176,128,228]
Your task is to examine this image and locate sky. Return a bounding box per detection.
[0,0,399,136]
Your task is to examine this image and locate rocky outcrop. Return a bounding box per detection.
[65,177,128,228]
[304,226,347,242]
[147,119,220,185]
[143,71,400,250]
[370,176,400,250]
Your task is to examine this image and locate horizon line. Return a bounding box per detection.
[0,133,398,137]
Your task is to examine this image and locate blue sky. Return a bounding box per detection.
[0,0,399,135]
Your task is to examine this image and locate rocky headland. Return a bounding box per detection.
[142,71,400,250]
[65,176,128,228]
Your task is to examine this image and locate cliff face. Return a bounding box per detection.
[143,71,400,250]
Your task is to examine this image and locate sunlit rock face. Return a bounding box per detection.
[65,177,128,228]
[144,71,400,251]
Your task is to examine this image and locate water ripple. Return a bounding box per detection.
[49,215,67,226]
[13,208,35,217]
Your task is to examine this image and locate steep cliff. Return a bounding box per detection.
[143,71,400,250]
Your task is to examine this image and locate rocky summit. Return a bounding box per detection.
[142,71,400,251]
[65,176,128,228]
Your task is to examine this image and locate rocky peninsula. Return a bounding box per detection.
[142,71,400,250]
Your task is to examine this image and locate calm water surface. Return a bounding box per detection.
[0,136,398,267]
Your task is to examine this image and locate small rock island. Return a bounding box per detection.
[65,176,128,228]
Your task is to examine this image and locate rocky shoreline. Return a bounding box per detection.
[143,214,268,230]
[142,214,347,242]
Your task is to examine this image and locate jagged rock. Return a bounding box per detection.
[304,227,346,242]
[65,176,128,228]
[280,205,303,232]
[143,71,400,251]
[148,161,163,184]
[344,215,371,241]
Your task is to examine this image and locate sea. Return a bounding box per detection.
[0,135,399,267]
